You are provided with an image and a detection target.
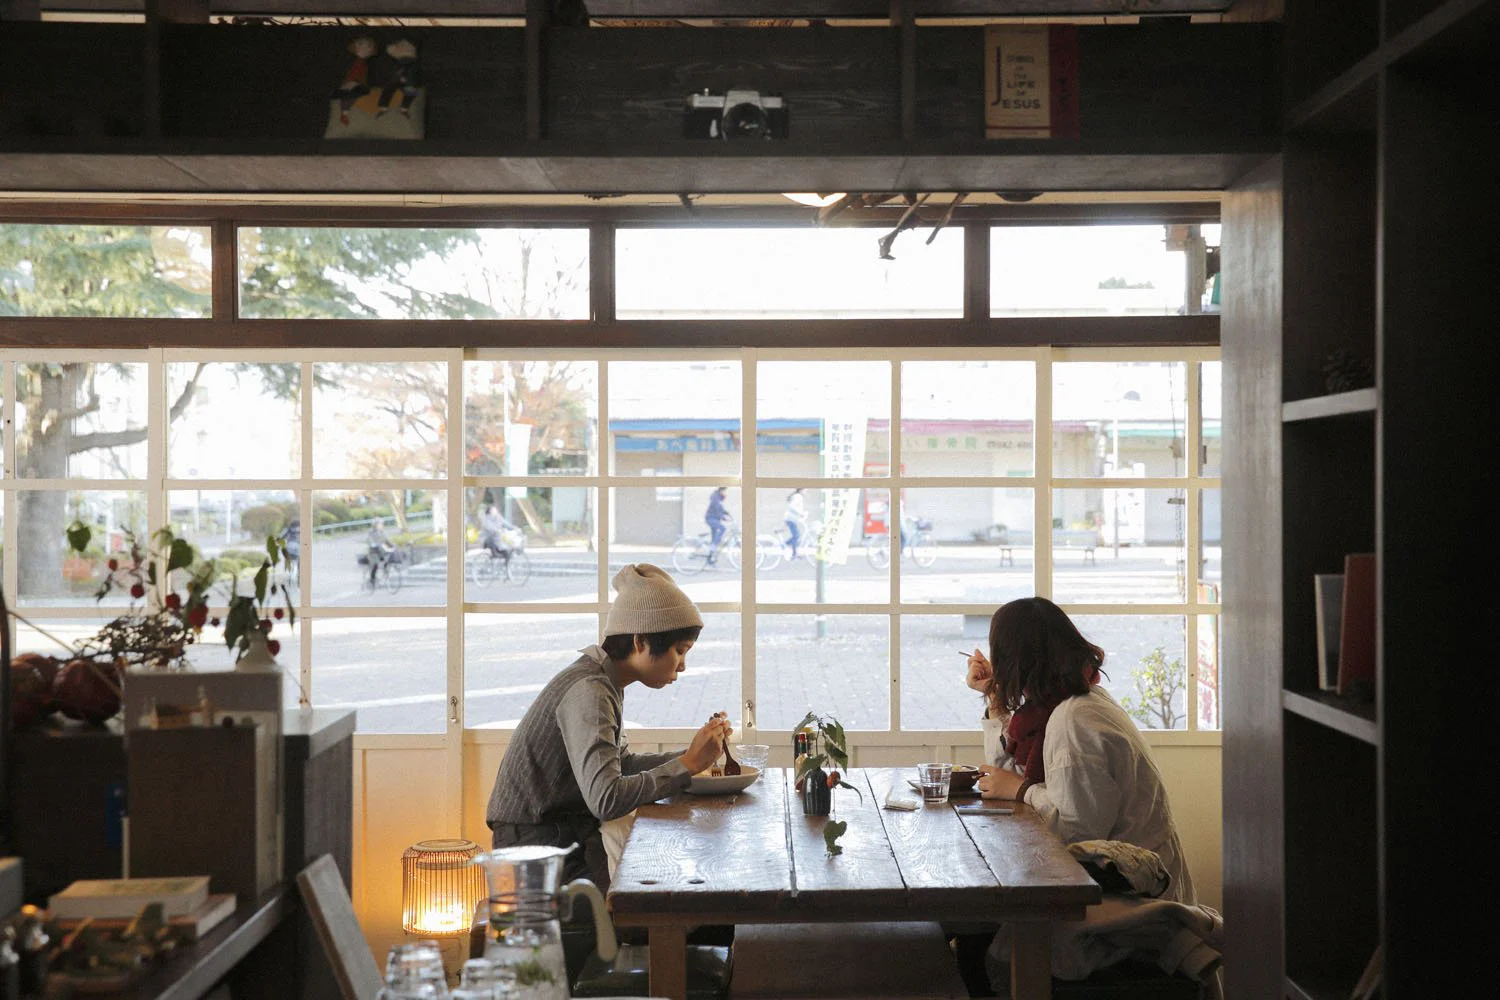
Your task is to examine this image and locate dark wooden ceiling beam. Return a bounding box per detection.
[0,314,1219,349]
[31,1,1236,18]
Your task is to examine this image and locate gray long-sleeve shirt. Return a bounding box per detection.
[485,646,692,827]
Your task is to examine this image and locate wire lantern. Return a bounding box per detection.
[400,838,488,936]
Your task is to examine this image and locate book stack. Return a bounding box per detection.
[1315,553,1375,699]
[47,876,236,941]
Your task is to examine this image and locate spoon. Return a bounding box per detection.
[712,711,742,775]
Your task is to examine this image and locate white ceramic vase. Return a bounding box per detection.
[236,629,280,672]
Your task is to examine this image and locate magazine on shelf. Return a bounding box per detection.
[47,875,210,920]
[1314,573,1345,691]
[51,893,236,941]
[1336,553,1377,698]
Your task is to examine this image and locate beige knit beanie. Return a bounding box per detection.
[603,563,704,637]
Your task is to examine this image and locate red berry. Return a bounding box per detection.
[260,618,272,631]
[266,640,281,656]
[164,593,181,610]
[188,606,209,627]
[210,617,221,628]
[273,608,284,620]
[129,583,146,599]
[107,559,119,571]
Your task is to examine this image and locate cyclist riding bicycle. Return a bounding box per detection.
[479,504,519,566]
[366,517,395,586]
[704,486,732,566]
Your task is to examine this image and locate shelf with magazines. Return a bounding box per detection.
[1223,1,1493,997]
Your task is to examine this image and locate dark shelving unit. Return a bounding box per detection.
[1223,1,1495,997]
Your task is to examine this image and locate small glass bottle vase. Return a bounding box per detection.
[236,630,279,673]
[802,766,832,816]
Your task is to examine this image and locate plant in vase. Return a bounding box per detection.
[792,711,863,855]
[222,535,296,670]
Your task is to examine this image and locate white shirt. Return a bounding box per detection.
[984,687,1195,904]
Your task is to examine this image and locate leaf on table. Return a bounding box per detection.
[823,819,848,856]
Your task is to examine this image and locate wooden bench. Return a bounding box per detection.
[1053,529,1098,565]
[729,921,968,1000]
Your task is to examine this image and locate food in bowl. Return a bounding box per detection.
[948,764,981,794]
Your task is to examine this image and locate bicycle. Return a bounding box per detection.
[468,545,532,586]
[866,518,937,570]
[358,545,406,594]
[755,522,823,571]
[671,524,742,574]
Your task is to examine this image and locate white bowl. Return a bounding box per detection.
[685,766,759,795]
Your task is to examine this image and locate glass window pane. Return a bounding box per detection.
[310,489,447,608]
[16,490,146,606]
[465,613,599,729]
[1197,614,1221,731]
[755,614,888,732]
[166,488,298,592]
[313,361,447,479]
[168,363,301,479]
[465,361,597,476]
[895,488,1034,604]
[756,361,889,478]
[751,488,890,605]
[623,613,740,729]
[1073,614,1187,732]
[900,614,996,731]
[616,228,963,319]
[608,360,741,476]
[991,224,1204,317]
[614,487,748,606]
[16,362,148,479]
[1052,361,1188,479]
[237,227,589,319]
[1200,488,1221,604]
[1052,488,1186,604]
[901,361,1035,477]
[312,618,446,733]
[464,486,596,604]
[1201,361,1222,477]
[0,225,211,318]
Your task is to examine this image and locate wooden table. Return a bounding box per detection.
[609,767,1101,1000]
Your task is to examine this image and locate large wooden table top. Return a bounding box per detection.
[609,766,1100,1000]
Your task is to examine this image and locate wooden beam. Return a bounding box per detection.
[37,1,1235,16]
[525,0,550,141]
[0,314,1218,350]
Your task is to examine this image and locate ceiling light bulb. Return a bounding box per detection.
[782,192,847,207]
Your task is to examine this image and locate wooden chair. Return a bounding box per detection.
[297,853,382,1000]
[729,921,969,1000]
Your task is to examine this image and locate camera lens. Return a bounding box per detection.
[722,102,769,139]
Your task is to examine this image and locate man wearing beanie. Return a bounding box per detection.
[485,563,731,897]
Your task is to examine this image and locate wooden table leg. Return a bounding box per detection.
[1010,922,1053,1000]
[647,925,688,1000]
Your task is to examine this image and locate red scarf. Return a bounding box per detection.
[1004,672,1100,783]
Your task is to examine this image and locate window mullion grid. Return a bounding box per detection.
[444,349,465,830]
[1184,361,1203,732]
[1035,347,1054,601]
[147,350,167,545]
[3,359,15,611]
[741,350,757,735]
[597,359,611,632]
[889,357,902,734]
[298,360,314,707]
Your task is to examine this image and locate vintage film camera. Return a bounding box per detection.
[683,89,789,139]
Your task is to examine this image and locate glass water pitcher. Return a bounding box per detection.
[470,844,616,1000]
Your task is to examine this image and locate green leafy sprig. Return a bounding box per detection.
[793,711,864,855]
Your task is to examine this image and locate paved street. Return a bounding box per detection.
[289,532,1219,734]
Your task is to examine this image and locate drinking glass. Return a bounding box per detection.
[916,762,953,803]
[736,744,771,774]
[379,940,450,998]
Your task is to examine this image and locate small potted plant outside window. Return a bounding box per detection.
[793,711,864,855]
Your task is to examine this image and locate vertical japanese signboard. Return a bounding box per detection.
[815,416,867,565]
[984,25,1080,140]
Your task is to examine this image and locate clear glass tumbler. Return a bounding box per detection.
[916,762,953,803]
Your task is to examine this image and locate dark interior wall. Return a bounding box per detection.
[1,20,1276,145]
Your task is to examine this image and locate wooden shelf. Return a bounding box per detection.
[1282,389,1377,422]
[1282,689,1378,745]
